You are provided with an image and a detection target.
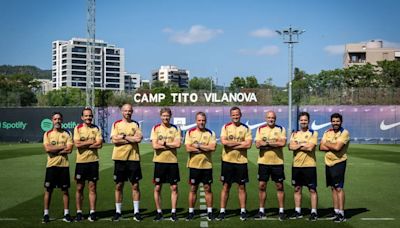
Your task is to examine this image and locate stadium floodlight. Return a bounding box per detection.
[276,26,305,137]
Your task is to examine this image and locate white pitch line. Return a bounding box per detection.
[99,218,131,221]
[361,218,395,221]
[199,198,206,203]
[200,192,206,196]
[199,205,207,210]
[200,221,209,227]
[199,184,208,228]
[0,218,18,221]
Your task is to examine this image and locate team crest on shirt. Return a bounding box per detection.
[191,179,196,184]
[305,135,309,139]
[158,135,163,140]
[262,137,267,142]
[203,136,208,140]
[274,132,278,136]
[80,137,86,141]
[169,130,174,134]
[228,135,234,140]
[92,130,96,135]
[51,141,56,145]
[61,135,65,139]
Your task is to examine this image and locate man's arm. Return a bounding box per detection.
[74,139,94,149]
[112,134,129,146]
[199,142,216,152]
[186,143,200,153]
[220,137,241,147]
[166,137,181,149]
[298,142,316,152]
[323,141,345,152]
[232,139,252,150]
[88,138,103,149]
[58,143,73,154]
[43,144,65,154]
[125,132,143,144]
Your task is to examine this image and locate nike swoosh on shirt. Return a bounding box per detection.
[245,121,266,130]
[180,123,197,131]
[311,121,331,130]
[380,120,400,131]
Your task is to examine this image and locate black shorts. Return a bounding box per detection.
[292,167,317,190]
[153,162,180,185]
[326,160,346,188]
[221,161,248,185]
[75,161,99,182]
[113,160,142,183]
[44,167,70,190]
[258,164,285,183]
[189,168,213,185]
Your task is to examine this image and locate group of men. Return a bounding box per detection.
[42,104,349,223]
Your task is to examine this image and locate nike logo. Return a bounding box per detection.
[380,120,400,131]
[180,123,197,131]
[245,121,266,130]
[311,121,331,130]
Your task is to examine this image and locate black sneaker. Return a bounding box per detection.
[133,213,142,222]
[216,212,225,221]
[62,214,73,223]
[207,212,214,221]
[42,214,50,223]
[334,213,346,223]
[170,213,178,222]
[254,211,266,220]
[289,211,303,219]
[185,212,195,221]
[309,212,318,221]
[240,211,247,221]
[88,212,97,222]
[75,212,83,222]
[153,213,163,222]
[111,213,121,222]
[278,212,287,221]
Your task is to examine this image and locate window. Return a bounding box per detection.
[106,84,120,88]
[72,77,86,81]
[72,82,77,86]
[62,77,67,81]
[95,72,101,76]
[72,71,86,76]
[72,59,86,64]
[106,67,119,72]
[62,65,67,70]
[106,79,120,83]
[106,73,119,77]
[94,61,101,65]
[62,71,67,75]
[106,62,120,66]
[72,46,86,53]
[72,65,86,70]
[77,82,86,87]
[62,82,66,86]
[62,54,67,58]
[95,67,101,71]
[72,54,86,58]
[106,56,119,61]
[62,59,67,64]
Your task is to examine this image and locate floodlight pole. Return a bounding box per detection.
[276,26,305,137]
[87,0,96,112]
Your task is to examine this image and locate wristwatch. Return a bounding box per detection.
[163,141,167,146]
[122,134,126,139]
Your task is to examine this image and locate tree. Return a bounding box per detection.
[189,77,215,90]
[0,74,40,106]
[245,75,259,88]
[229,76,246,91]
[377,60,400,87]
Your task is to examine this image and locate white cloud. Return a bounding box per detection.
[324,44,345,55]
[250,28,277,38]
[239,45,279,56]
[163,25,223,45]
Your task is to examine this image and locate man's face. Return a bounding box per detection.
[52,114,62,129]
[196,115,206,130]
[161,112,171,125]
[331,117,342,130]
[121,105,133,120]
[299,115,309,130]
[230,109,241,124]
[81,110,93,125]
[266,112,276,127]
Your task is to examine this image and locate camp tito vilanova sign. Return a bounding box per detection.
[133,92,258,103]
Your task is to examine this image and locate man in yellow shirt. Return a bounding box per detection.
[110,104,143,222]
[216,107,252,221]
[319,113,350,223]
[288,112,319,221]
[73,107,103,222]
[254,111,287,221]
[42,112,74,223]
[185,112,216,221]
[151,107,181,222]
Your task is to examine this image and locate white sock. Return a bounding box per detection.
[207,207,212,213]
[76,210,82,214]
[90,209,95,214]
[115,203,122,214]
[339,210,344,216]
[334,208,339,214]
[240,208,246,213]
[295,207,301,213]
[311,208,317,214]
[133,201,140,214]
[279,208,284,213]
[64,209,69,216]
[157,209,162,213]
[220,208,225,213]
[44,209,49,215]
[189,208,194,213]
[171,208,176,213]
[259,208,265,213]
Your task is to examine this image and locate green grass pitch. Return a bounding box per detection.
[0,143,399,228]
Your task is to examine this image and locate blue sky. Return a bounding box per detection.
[1,0,399,86]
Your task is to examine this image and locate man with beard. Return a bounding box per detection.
[319,113,350,223]
[42,112,74,223]
[254,111,287,221]
[111,104,143,222]
[289,112,319,221]
[73,107,103,222]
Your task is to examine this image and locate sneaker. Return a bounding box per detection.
[75,212,83,222]
[216,212,225,221]
[185,212,195,221]
[240,211,247,221]
[133,213,142,222]
[42,214,50,223]
[326,212,338,220]
[88,213,97,222]
[278,212,287,221]
[170,213,178,222]
[309,212,318,221]
[153,213,163,222]
[289,211,303,219]
[63,214,73,223]
[254,211,266,220]
[207,212,214,221]
[334,213,346,223]
[111,213,121,222]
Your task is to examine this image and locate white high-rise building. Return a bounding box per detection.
[124,72,141,91]
[52,37,125,90]
[152,65,189,88]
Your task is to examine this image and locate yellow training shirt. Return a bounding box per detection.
[43,129,73,167]
[322,128,350,167]
[220,122,252,164]
[255,125,286,165]
[151,123,181,163]
[185,127,216,169]
[290,129,318,167]
[111,119,142,161]
[73,123,102,163]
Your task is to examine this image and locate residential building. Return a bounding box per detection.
[124,72,141,91]
[344,40,400,68]
[152,65,189,88]
[35,79,52,94]
[52,37,125,90]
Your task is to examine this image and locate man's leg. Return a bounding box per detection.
[154,184,162,211]
[204,184,213,209]
[88,181,97,212]
[170,184,178,211]
[75,181,85,212]
[220,182,231,209]
[44,188,53,212]
[115,182,124,214]
[258,181,267,210]
[276,182,285,211]
[188,184,198,210]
